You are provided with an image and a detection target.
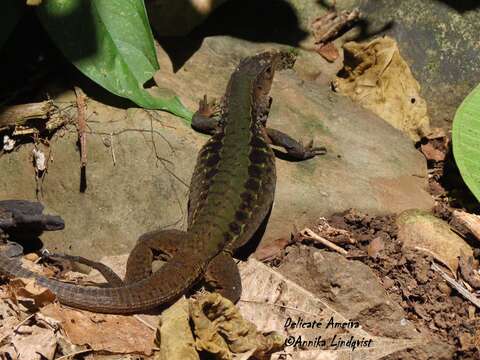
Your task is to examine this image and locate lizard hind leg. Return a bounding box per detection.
[204,251,242,303]
[124,229,188,284]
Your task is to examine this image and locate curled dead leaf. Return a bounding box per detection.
[191,292,284,360]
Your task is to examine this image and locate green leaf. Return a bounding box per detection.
[37,0,192,122]
[0,0,24,50]
[452,83,480,202]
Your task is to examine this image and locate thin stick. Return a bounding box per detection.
[74,87,87,167]
[413,246,456,277]
[0,101,55,130]
[56,349,92,360]
[134,314,157,331]
[452,210,480,242]
[300,228,348,255]
[431,262,480,309]
[110,132,116,166]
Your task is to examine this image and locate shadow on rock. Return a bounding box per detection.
[435,0,480,13]
[158,0,309,72]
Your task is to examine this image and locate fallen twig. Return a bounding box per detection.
[0,101,55,131]
[312,8,360,45]
[134,314,157,331]
[413,246,456,277]
[451,210,480,242]
[74,87,87,167]
[458,255,480,289]
[311,8,361,62]
[299,227,348,255]
[55,349,92,360]
[431,262,480,309]
[110,132,116,166]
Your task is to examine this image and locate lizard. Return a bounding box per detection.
[0,50,325,313]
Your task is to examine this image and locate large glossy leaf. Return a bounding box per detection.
[452,83,480,202]
[37,0,192,121]
[0,0,24,50]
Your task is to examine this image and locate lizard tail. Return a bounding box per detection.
[0,249,205,313]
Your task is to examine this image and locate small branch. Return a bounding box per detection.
[110,132,116,166]
[134,314,157,331]
[431,262,480,309]
[0,101,55,131]
[74,87,87,167]
[56,349,92,360]
[458,255,480,289]
[299,228,348,255]
[451,210,480,242]
[311,8,361,46]
[413,246,456,277]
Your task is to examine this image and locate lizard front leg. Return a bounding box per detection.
[191,95,224,134]
[256,96,326,160]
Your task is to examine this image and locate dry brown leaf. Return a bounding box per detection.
[40,303,155,355]
[2,324,56,360]
[335,37,430,142]
[367,237,385,258]
[238,258,426,359]
[420,142,446,161]
[20,257,56,277]
[8,278,56,309]
[0,305,22,345]
[317,43,340,62]
[253,237,291,261]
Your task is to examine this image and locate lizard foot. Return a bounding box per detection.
[301,139,327,159]
[196,95,222,119]
[192,95,223,134]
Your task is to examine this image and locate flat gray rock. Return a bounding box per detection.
[0,36,432,259]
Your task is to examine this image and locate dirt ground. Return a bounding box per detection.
[268,134,480,359]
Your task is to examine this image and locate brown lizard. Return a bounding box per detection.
[0,50,325,313]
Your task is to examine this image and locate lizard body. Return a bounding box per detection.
[0,51,324,313]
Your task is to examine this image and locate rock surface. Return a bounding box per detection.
[275,246,456,359]
[397,209,473,273]
[0,36,433,259]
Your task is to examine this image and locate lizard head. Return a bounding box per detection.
[248,51,296,126]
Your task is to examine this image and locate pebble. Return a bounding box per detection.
[383,276,395,289]
[437,281,451,296]
[24,253,39,262]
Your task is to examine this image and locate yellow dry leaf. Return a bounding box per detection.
[335,36,430,142]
